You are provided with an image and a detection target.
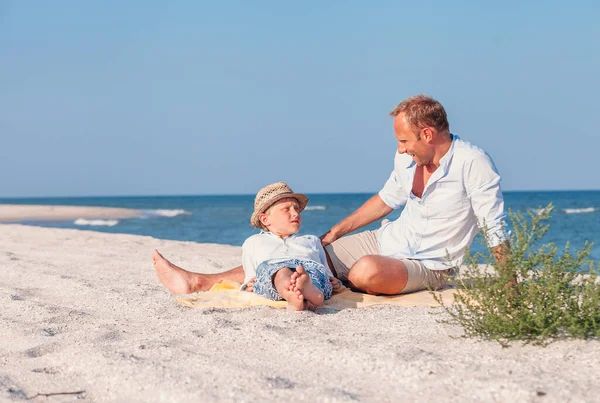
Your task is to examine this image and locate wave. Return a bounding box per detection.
[304,205,326,211]
[562,207,597,214]
[74,218,119,227]
[142,209,191,218]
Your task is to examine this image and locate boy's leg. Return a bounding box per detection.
[153,250,244,294]
[273,267,306,311]
[290,266,324,307]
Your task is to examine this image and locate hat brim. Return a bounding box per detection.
[250,193,309,228]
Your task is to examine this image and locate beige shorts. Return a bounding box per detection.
[324,230,451,294]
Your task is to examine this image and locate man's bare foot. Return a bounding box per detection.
[292,266,324,306]
[152,249,202,294]
[153,250,246,294]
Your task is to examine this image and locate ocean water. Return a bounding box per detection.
[2,191,599,264]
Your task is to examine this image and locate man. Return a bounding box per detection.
[320,94,508,295]
[153,94,508,295]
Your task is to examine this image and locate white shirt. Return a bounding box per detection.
[241,232,333,285]
[377,135,508,270]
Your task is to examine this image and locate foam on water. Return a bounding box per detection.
[74,218,119,227]
[563,207,596,214]
[143,209,191,217]
[4,191,599,263]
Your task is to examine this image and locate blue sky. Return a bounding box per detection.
[1,1,598,197]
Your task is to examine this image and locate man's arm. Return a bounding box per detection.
[492,241,510,263]
[491,241,519,289]
[320,194,393,246]
[464,153,515,285]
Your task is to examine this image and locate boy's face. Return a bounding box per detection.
[260,197,302,237]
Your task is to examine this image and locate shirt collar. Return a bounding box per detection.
[438,133,457,174]
[260,230,297,240]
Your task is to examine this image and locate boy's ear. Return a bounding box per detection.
[259,213,269,228]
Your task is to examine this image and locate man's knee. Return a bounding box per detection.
[348,255,408,295]
[347,255,383,293]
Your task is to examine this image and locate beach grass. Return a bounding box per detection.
[435,204,600,345]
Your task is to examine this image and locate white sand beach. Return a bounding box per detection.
[1,223,599,402]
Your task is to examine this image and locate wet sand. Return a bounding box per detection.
[0,204,141,222]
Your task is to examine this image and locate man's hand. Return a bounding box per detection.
[244,277,256,293]
[320,231,339,248]
[329,276,342,294]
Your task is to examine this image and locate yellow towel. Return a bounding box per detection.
[176,280,456,309]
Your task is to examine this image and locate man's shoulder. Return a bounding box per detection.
[453,136,488,157]
[452,136,494,165]
[452,136,501,183]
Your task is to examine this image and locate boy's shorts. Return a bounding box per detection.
[324,230,452,293]
[253,258,333,301]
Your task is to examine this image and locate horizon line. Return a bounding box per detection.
[1,188,600,200]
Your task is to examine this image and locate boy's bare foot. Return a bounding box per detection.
[286,298,307,311]
[292,266,324,307]
[273,267,306,311]
[290,268,300,289]
[282,278,305,311]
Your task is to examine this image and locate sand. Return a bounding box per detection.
[0,205,141,222]
[1,223,599,402]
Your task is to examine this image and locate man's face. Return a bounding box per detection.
[393,114,432,166]
[260,197,302,236]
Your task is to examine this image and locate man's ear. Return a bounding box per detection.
[422,127,434,143]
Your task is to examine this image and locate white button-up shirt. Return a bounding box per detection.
[377,135,508,270]
[242,232,333,285]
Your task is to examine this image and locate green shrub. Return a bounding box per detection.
[434,204,600,345]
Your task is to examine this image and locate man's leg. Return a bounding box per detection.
[324,230,380,283]
[152,250,244,294]
[347,255,409,295]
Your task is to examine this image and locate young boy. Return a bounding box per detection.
[243,182,340,311]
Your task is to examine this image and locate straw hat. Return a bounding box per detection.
[250,182,309,229]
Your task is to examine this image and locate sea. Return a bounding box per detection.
[2,190,599,265]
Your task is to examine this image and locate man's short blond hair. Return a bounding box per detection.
[389,94,450,135]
